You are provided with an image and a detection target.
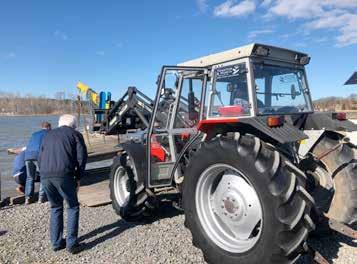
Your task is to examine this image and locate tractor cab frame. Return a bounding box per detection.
[147,66,208,187]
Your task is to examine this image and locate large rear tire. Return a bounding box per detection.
[110,153,149,222]
[183,134,315,264]
[311,133,357,225]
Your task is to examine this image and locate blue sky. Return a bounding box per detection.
[0,0,356,100]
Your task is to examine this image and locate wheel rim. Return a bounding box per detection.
[114,166,130,206]
[195,164,263,253]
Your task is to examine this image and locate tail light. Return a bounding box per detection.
[267,116,284,127]
[332,112,347,121]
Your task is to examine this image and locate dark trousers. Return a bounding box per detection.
[14,173,26,186]
[25,160,46,199]
[42,177,79,249]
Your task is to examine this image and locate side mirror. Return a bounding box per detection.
[291,84,300,99]
[227,83,234,92]
[156,74,161,85]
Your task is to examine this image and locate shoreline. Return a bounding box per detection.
[1,110,357,116]
[0,113,73,117]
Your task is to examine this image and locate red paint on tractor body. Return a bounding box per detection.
[150,136,166,162]
[197,118,239,133]
[218,105,245,116]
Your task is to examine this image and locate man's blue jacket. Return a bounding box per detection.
[25,129,48,161]
[38,126,88,180]
[13,150,26,177]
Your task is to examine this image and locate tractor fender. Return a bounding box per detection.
[298,130,325,157]
[298,129,357,157]
[116,142,148,186]
[298,112,357,157]
[345,131,357,146]
[198,117,307,144]
[304,112,357,132]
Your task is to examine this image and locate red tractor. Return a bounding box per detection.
[109,43,357,263]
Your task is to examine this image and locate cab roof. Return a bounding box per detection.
[178,43,309,67]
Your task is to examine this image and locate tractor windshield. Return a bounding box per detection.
[253,63,312,115]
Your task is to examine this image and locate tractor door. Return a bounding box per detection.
[147,66,208,187]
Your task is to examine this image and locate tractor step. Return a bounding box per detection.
[327,217,357,239]
[307,246,329,264]
[313,205,357,239]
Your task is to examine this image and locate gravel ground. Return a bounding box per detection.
[0,203,356,264]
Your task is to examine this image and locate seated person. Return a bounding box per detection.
[233,97,249,112]
[231,84,250,114]
[231,84,265,110]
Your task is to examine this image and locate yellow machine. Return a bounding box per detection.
[76,81,99,107]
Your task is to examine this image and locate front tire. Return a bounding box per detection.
[183,134,315,264]
[110,153,148,222]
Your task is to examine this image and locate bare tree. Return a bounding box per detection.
[0,90,87,115]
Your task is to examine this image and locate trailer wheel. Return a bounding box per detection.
[183,134,315,264]
[311,133,357,225]
[110,153,148,222]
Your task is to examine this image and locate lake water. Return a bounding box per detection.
[0,115,62,198]
[0,115,113,199]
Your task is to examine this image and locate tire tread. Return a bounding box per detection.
[183,134,314,264]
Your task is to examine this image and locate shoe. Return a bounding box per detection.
[25,197,34,205]
[16,186,25,194]
[53,240,66,252]
[67,243,84,255]
[38,196,48,204]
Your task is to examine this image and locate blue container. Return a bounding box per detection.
[97,91,106,122]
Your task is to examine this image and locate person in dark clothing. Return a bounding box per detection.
[24,121,51,204]
[38,114,87,254]
[12,149,27,194]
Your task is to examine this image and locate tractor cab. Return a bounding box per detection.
[180,43,314,120]
[147,44,315,187]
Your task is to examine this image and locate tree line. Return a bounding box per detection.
[0,91,356,115]
[0,91,87,115]
[313,94,357,111]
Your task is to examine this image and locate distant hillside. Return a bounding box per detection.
[313,94,357,111]
[0,92,86,115]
